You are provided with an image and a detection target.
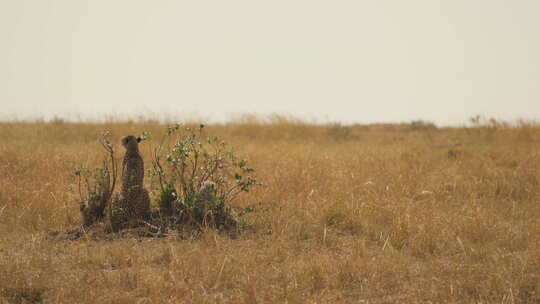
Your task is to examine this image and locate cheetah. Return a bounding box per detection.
[197,181,217,204]
[111,135,150,222]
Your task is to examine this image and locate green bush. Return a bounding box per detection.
[76,131,116,227]
[409,120,437,131]
[148,124,259,230]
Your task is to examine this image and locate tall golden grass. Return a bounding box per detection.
[0,118,539,303]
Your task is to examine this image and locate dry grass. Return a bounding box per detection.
[0,119,539,303]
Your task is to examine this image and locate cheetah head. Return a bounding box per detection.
[121,135,142,150]
[199,181,216,197]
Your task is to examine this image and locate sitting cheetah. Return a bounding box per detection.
[111,135,150,222]
[197,181,216,204]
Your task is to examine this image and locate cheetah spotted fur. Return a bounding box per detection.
[112,135,150,220]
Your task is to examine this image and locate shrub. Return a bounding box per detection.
[149,124,260,230]
[76,131,117,227]
[409,120,437,131]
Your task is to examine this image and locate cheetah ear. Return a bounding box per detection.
[136,137,142,143]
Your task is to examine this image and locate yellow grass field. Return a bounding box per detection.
[0,118,539,303]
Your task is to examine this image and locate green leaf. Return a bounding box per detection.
[238,159,247,168]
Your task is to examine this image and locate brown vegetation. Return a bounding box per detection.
[0,118,539,303]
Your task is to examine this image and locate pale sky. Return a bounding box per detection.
[1,0,539,125]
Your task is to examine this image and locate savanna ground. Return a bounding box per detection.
[0,117,539,303]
